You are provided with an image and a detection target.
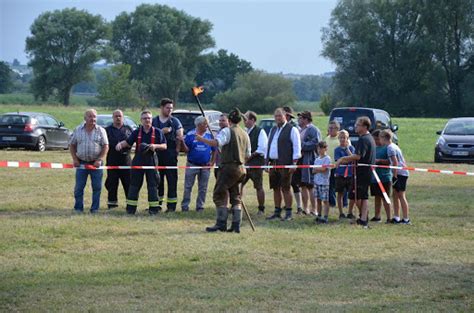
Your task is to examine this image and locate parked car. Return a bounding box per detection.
[0,112,71,151]
[96,114,138,132]
[172,110,222,135]
[328,107,399,146]
[258,118,276,136]
[434,117,474,163]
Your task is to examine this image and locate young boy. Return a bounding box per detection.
[380,130,411,224]
[370,130,392,223]
[334,130,356,219]
[313,141,332,223]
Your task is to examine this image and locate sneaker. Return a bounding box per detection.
[296,208,303,215]
[107,204,118,210]
[356,218,368,227]
[310,211,318,217]
[181,207,189,212]
[390,218,401,224]
[315,217,328,224]
[346,213,355,219]
[370,217,382,222]
[196,208,204,213]
[339,213,346,219]
[400,219,411,225]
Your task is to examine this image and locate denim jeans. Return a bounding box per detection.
[74,161,103,212]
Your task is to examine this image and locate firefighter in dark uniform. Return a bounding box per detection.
[115,110,167,215]
[152,98,184,212]
[197,108,251,233]
[105,110,132,209]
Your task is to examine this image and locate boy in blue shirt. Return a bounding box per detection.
[313,141,332,223]
[370,129,392,223]
[334,130,356,219]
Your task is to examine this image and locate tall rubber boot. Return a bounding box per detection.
[206,207,228,232]
[227,206,242,233]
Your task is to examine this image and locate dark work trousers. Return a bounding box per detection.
[158,156,178,211]
[105,169,130,207]
[126,169,160,214]
[329,169,348,207]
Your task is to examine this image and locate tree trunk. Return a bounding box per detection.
[62,87,71,106]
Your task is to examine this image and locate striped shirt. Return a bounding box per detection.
[69,124,109,161]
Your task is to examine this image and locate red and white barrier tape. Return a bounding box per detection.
[0,160,473,176]
[370,166,391,204]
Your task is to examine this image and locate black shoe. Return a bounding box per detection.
[370,217,382,222]
[149,208,160,215]
[196,208,204,213]
[339,213,346,219]
[227,222,241,233]
[296,208,303,215]
[356,218,369,227]
[400,219,412,225]
[165,209,176,213]
[390,218,401,224]
[346,213,355,219]
[281,208,293,221]
[108,204,118,209]
[315,217,328,224]
[266,208,282,220]
[206,224,227,232]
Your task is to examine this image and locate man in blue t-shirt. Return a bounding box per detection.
[180,116,217,212]
[152,98,183,212]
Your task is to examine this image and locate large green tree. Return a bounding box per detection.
[322,0,436,116]
[97,64,144,107]
[110,4,215,103]
[0,61,13,93]
[423,0,474,115]
[214,71,296,114]
[194,49,253,103]
[26,8,108,105]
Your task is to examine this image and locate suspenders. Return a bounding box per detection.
[137,126,156,151]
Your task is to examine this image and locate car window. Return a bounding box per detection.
[0,115,30,125]
[173,113,199,132]
[375,112,390,128]
[330,110,375,132]
[35,115,49,126]
[97,116,113,128]
[125,117,137,129]
[445,121,474,135]
[44,116,59,127]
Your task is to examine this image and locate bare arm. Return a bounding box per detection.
[69,144,80,167]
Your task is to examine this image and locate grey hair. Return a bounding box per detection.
[195,116,208,127]
[112,109,123,116]
[84,108,97,119]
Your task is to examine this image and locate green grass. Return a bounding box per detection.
[0,152,473,311]
[0,104,472,311]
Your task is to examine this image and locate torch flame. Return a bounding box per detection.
[192,86,204,96]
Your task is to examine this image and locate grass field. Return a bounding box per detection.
[0,105,473,311]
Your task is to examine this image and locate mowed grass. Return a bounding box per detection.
[0,105,473,311]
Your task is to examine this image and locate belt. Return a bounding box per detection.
[78,159,96,165]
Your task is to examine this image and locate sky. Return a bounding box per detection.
[0,0,338,75]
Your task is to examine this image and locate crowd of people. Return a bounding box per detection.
[68,99,411,233]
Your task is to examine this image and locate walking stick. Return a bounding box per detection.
[241,199,256,232]
[192,86,256,232]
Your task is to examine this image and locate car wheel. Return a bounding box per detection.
[434,152,442,163]
[35,136,46,152]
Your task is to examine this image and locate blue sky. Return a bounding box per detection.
[0,0,338,75]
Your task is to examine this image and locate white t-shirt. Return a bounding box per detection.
[313,155,332,185]
[387,143,409,177]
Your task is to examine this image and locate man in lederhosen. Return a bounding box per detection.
[197,108,251,233]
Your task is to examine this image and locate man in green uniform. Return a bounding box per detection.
[196,108,251,233]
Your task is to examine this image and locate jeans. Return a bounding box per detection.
[181,162,211,210]
[74,161,103,212]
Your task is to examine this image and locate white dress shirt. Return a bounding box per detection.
[267,122,302,161]
[246,126,268,156]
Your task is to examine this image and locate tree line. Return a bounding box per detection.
[321,0,474,117]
